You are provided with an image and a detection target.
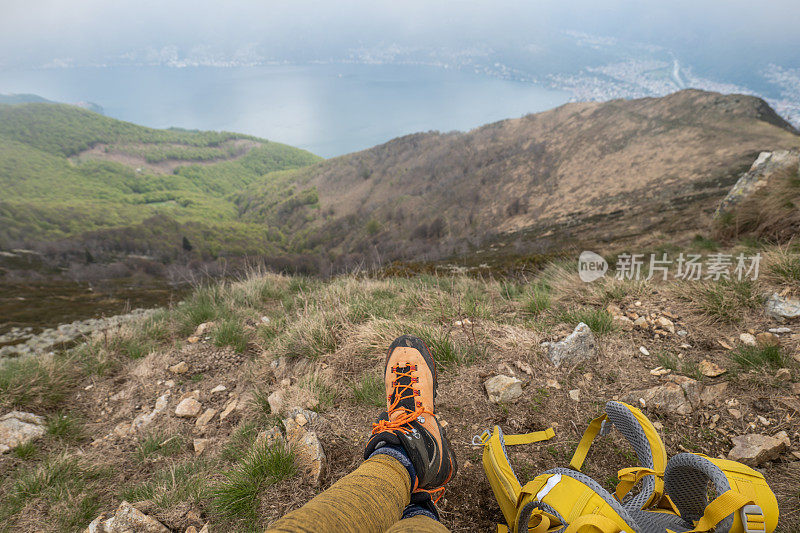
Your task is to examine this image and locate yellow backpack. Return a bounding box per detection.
[473,401,779,533]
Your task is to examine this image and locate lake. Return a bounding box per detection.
[0,63,570,157]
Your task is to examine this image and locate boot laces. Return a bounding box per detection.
[371,362,450,504]
[372,364,432,435]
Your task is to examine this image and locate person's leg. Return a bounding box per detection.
[386,515,451,533]
[266,335,457,533]
[265,453,412,533]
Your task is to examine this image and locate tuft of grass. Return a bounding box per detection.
[655,351,702,379]
[409,326,483,370]
[557,307,615,334]
[120,459,208,511]
[252,387,273,415]
[213,319,249,353]
[222,422,259,463]
[351,374,385,407]
[0,454,107,530]
[0,355,77,411]
[46,412,85,442]
[524,285,551,315]
[12,441,38,460]
[692,234,720,251]
[690,279,760,323]
[768,250,800,286]
[731,345,784,370]
[136,432,184,460]
[212,441,297,522]
[110,336,154,359]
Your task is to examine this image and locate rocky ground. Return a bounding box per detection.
[0,151,798,532]
[0,309,156,359]
[0,256,798,532]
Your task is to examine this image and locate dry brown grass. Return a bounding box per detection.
[2,257,799,532]
[715,162,800,243]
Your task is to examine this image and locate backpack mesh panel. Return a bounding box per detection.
[664,453,734,533]
[605,401,657,511]
[544,468,640,530]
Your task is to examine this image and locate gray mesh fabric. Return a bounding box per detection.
[541,468,640,530]
[664,453,734,533]
[605,401,658,511]
[518,499,568,533]
[627,508,693,533]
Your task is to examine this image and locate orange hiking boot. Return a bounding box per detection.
[364,335,457,499]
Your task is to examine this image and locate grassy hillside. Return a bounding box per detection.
[0,236,797,531]
[0,104,322,259]
[235,90,800,266]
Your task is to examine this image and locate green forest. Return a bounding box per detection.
[0,103,323,260]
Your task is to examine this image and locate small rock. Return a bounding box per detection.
[283,418,326,485]
[260,316,271,324]
[623,381,696,415]
[545,379,561,390]
[677,330,688,337]
[175,398,202,418]
[268,390,285,414]
[756,332,780,347]
[634,300,642,307]
[728,432,790,466]
[0,411,46,453]
[164,380,176,388]
[769,327,791,334]
[757,415,770,426]
[484,375,524,403]
[717,339,733,350]
[193,438,210,455]
[614,315,634,331]
[606,304,623,317]
[169,361,189,374]
[131,392,171,432]
[764,293,800,323]
[739,333,757,346]
[699,360,727,377]
[728,409,742,420]
[113,422,132,438]
[633,316,648,329]
[86,501,169,532]
[219,398,238,421]
[195,408,218,428]
[639,346,650,356]
[656,317,675,333]
[541,323,597,367]
[700,383,728,406]
[187,336,201,344]
[568,389,580,402]
[296,412,309,426]
[650,367,671,376]
[514,360,533,375]
[194,322,216,336]
[776,368,791,381]
[210,384,227,394]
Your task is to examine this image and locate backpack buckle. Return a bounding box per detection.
[472,429,491,446]
[740,504,765,533]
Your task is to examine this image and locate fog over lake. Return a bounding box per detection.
[1,64,570,157]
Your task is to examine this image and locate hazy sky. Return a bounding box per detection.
[2,0,799,69]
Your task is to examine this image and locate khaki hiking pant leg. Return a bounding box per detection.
[386,515,452,533]
[265,453,411,533]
